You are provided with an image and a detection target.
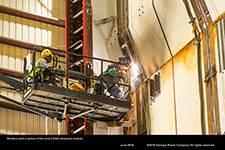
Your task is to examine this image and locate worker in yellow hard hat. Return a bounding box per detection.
[62,83,85,92]
[27,49,53,83]
[41,49,53,62]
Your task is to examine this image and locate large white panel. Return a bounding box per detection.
[149,61,176,134]
[129,0,194,77]
[174,41,202,134]
[92,0,122,76]
[205,0,225,21]
[214,21,225,134]
[150,40,202,134]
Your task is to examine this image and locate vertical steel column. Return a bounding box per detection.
[65,0,69,65]
[65,0,69,135]
[195,0,220,135]
[65,0,93,134]
[66,115,70,135]
[45,110,48,135]
[84,118,87,135]
[182,0,206,135]
[83,0,87,74]
[32,48,37,90]
[58,121,61,135]
[82,0,87,91]
[67,0,84,72]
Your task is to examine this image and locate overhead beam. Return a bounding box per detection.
[0,36,65,57]
[0,5,65,28]
[0,67,23,79]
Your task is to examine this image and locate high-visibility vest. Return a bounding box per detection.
[27,58,44,80]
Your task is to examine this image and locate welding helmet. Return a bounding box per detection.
[119,55,131,68]
[41,49,53,58]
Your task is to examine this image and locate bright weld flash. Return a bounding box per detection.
[131,63,140,77]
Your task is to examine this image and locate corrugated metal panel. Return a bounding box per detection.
[0,0,66,134]
[0,0,65,102]
[0,107,66,135]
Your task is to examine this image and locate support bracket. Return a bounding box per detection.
[204,65,217,83]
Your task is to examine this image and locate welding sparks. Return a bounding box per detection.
[131,63,140,78]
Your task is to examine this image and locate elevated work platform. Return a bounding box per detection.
[22,46,132,122]
[23,82,131,121]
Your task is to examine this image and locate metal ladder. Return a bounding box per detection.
[67,0,84,72]
[66,0,89,135]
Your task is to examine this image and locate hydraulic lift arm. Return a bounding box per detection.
[0,73,23,93]
[0,73,60,121]
[0,94,58,120]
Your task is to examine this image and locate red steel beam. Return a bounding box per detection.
[65,0,68,66]
[0,36,65,57]
[84,118,87,135]
[65,0,70,135]
[0,5,65,28]
[66,115,70,135]
[83,0,87,73]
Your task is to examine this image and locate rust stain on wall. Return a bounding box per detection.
[201,13,223,134]
[173,39,197,71]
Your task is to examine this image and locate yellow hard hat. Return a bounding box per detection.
[41,49,53,58]
[69,83,85,92]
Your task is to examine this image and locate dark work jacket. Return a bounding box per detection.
[100,64,121,87]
